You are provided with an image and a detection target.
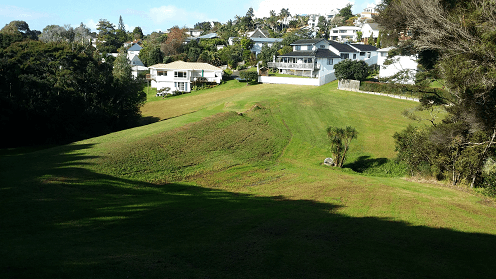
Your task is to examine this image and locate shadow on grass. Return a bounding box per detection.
[1,144,496,278]
[139,115,161,126]
[344,155,388,173]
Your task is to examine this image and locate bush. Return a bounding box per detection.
[223,68,233,77]
[239,71,259,83]
[334,59,370,81]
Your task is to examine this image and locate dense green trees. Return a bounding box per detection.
[0,39,145,147]
[379,0,496,190]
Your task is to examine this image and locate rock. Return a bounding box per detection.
[324,158,334,166]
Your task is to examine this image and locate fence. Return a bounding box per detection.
[337,79,360,91]
[258,73,337,87]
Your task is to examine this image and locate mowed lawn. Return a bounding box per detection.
[1,81,496,278]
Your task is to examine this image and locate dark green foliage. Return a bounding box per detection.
[360,81,449,100]
[0,40,145,147]
[239,71,259,83]
[334,59,370,81]
[326,126,358,167]
[139,43,163,66]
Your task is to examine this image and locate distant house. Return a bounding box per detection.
[266,39,380,85]
[127,43,142,61]
[268,39,340,78]
[348,43,378,65]
[361,23,381,41]
[148,61,223,92]
[329,26,361,42]
[228,28,283,56]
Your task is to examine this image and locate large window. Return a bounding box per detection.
[157,70,167,76]
[353,54,357,59]
[174,71,187,78]
[295,45,301,51]
[341,53,349,59]
[327,58,333,65]
[175,82,186,91]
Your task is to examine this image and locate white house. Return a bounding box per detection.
[148,61,223,92]
[377,47,418,84]
[127,43,142,61]
[361,4,378,19]
[329,26,361,42]
[268,39,341,78]
[349,43,378,65]
[229,28,283,56]
[361,23,380,40]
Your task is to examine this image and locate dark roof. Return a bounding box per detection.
[328,40,358,53]
[279,49,339,59]
[291,38,327,45]
[350,44,378,51]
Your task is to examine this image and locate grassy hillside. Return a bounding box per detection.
[2,81,496,278]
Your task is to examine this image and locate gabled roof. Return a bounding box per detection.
[328,40,358,53]
[363,22,381,30]
[248,28,270,38]
[291,38,327,45]
[149,61,222,71]
[128,43,142,51]
[279,49,340,59]
[130,55,145,67]
[350,43,378,51]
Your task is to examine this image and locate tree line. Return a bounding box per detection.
[0,21,146,148]
[376,0,496,194]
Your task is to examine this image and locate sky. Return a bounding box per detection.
[0,0,381,35]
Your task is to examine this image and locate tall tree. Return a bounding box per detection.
[160,26,186,56]
[132,27,144,40]
[96,19,119,53]
[378,0,496,187]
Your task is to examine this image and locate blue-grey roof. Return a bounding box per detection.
[128,43,142,51]
[291,38,327,45]
[130,55,145,66]
[328,40,358,53]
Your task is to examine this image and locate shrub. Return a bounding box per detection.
[239,71,259,83]
[334,59,370,81]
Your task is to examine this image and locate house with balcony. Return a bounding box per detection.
[329,26,361,42]
[268,39,340,78]
[148,61,223,92]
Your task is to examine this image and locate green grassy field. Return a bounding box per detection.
[2,80,496,278]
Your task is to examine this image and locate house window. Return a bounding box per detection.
[333,30,338,33]
[306,45,312,50]
[360,52,365,56]
[174,71,187,78]
[381,52,388,57]
[319,45,325,49]
[157,70,167,76]
[327,58,333,65]
[295,45,301,51]
[353,54,357,59]
[339,30,347,33]
[341,53,349,59]
[175,82,186,91]
[367,52,371,58]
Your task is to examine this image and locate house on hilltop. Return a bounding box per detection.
[264,39,379,85]
[268,39,340,78]
[148,61,223,92]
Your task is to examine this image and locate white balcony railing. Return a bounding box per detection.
[268,62,319,70]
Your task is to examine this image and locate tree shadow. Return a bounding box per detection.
[344,155,389,173]
[1,144,496,278]
[139,115,161,126]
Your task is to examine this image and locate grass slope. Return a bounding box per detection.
[1,81,496,278]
